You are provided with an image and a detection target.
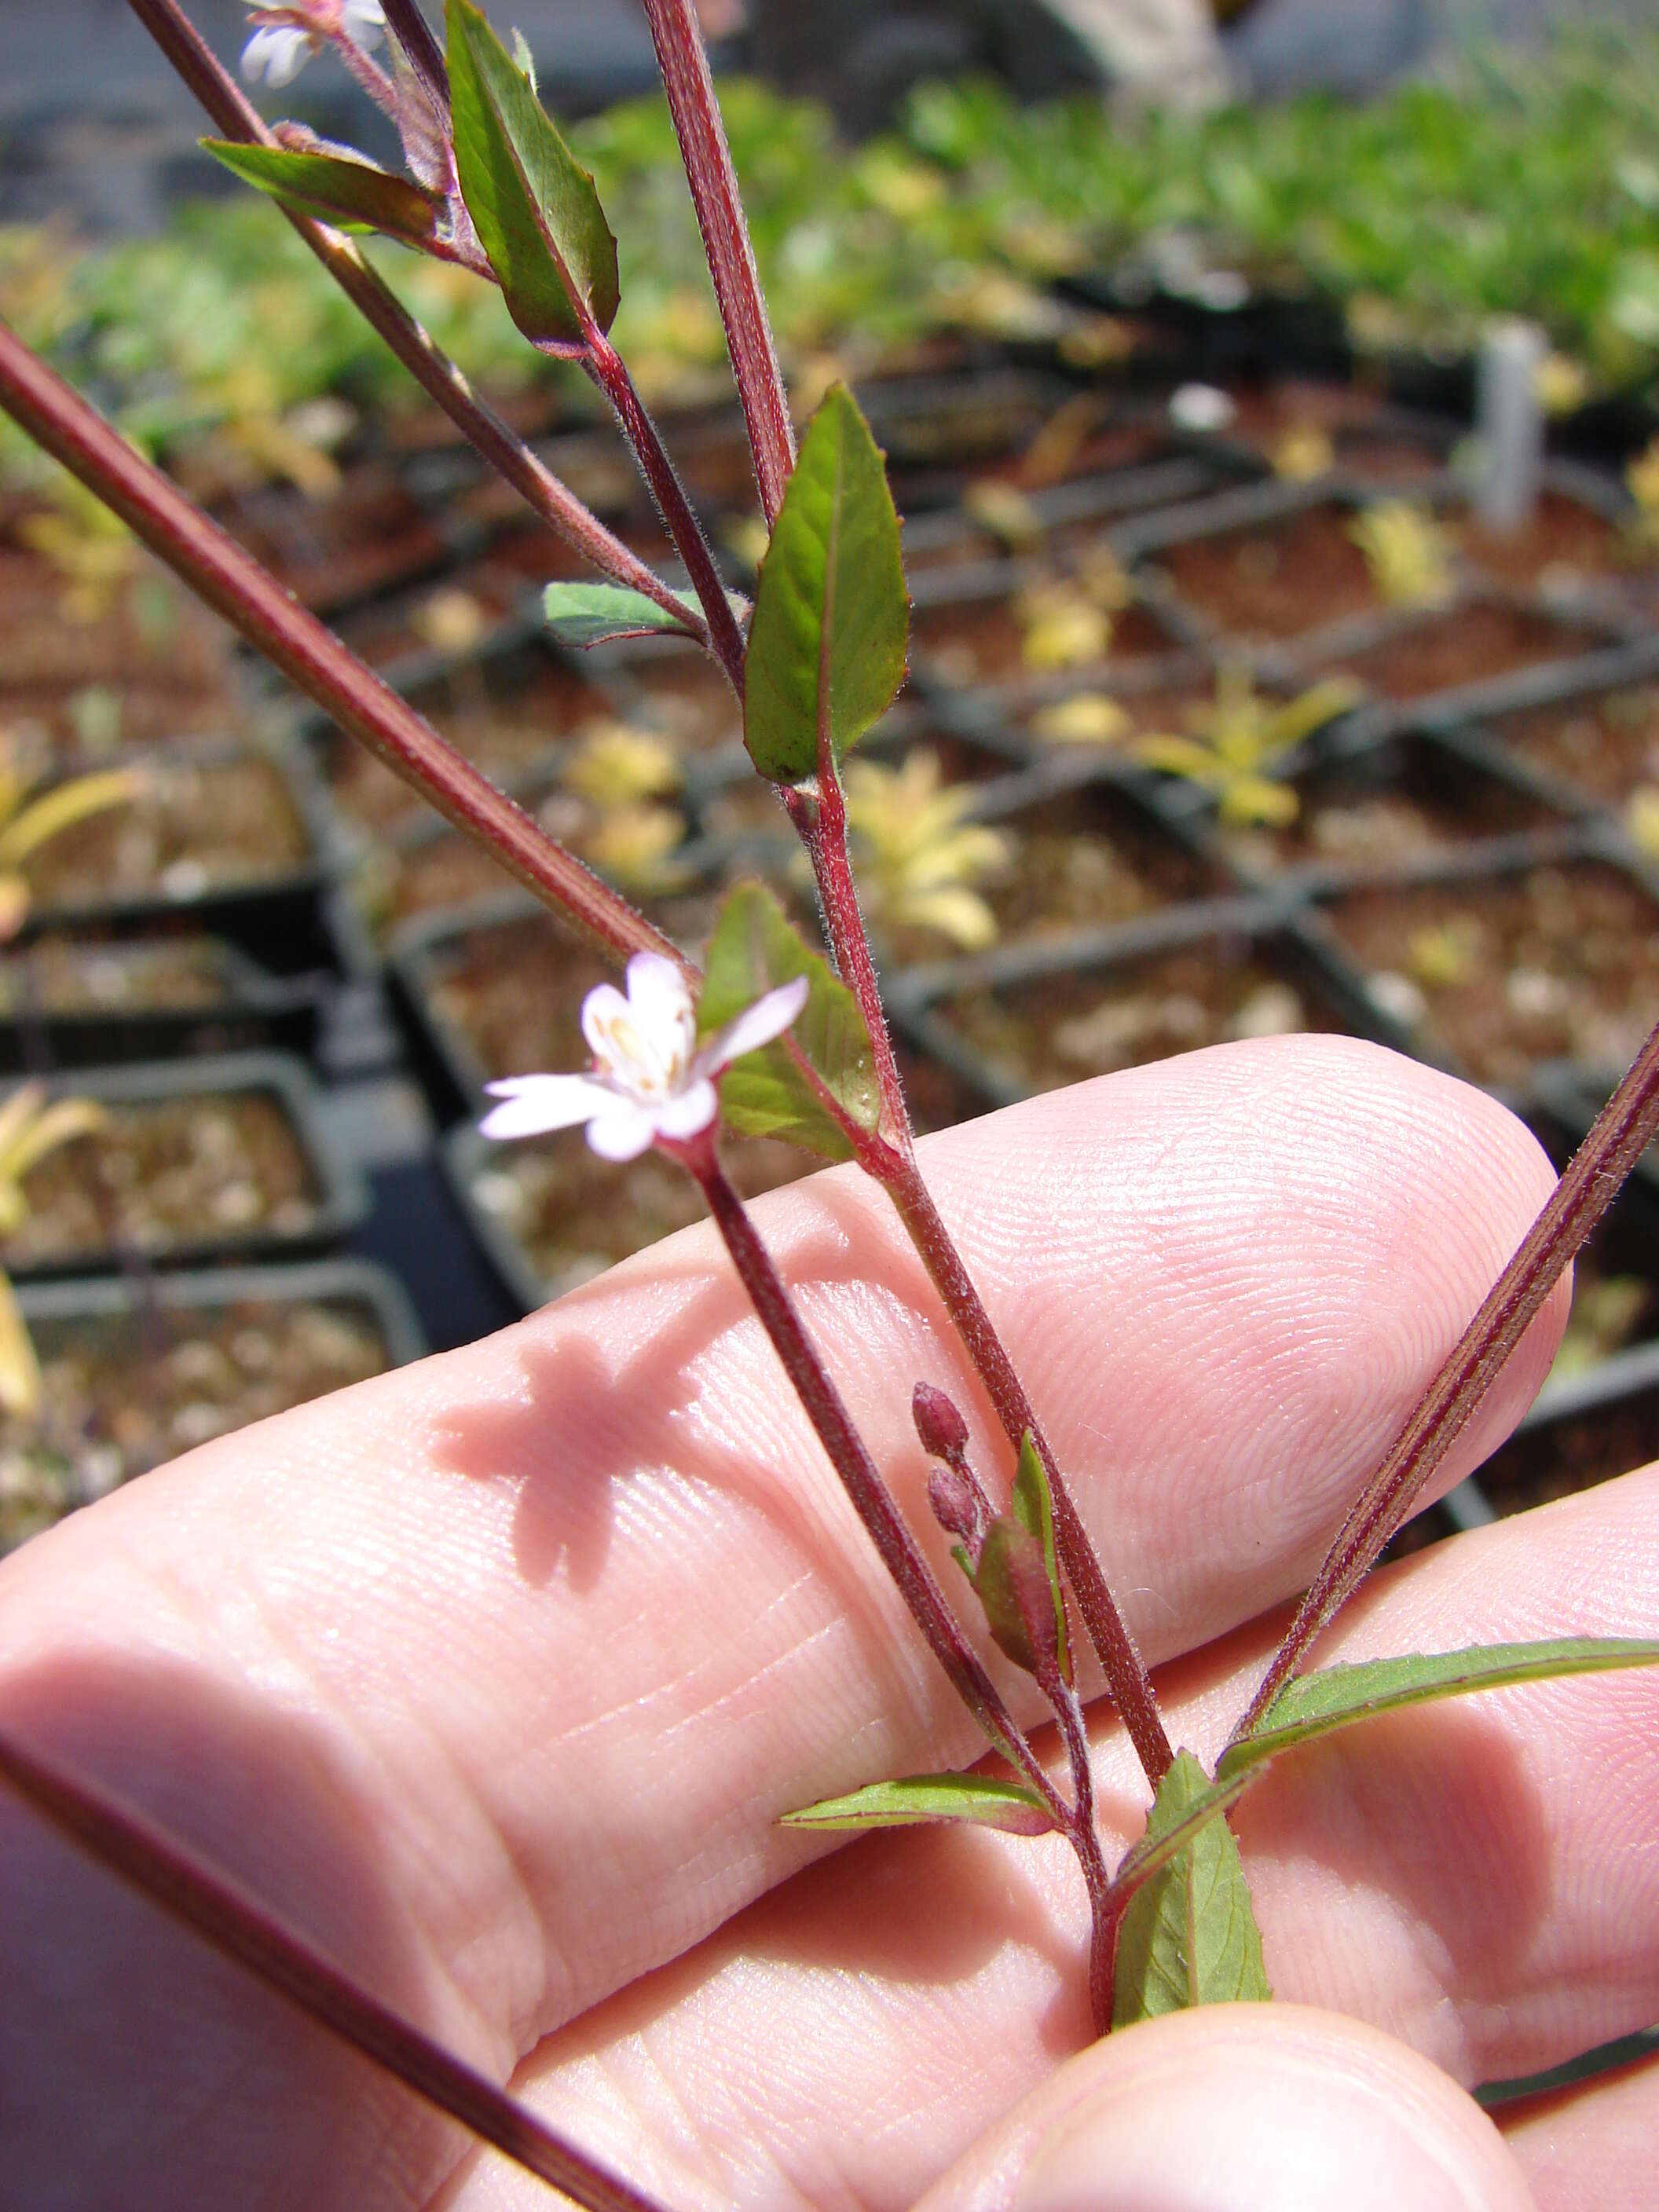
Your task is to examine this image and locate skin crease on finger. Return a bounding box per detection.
[442,1470,1659,2212]
[0,1037,1573,2210]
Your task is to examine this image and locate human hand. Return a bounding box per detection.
[1,1037,1653,2210]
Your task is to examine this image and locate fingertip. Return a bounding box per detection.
[921,2005,1535,2212]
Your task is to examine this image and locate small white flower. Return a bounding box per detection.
[241,2,384,88]
[480,952,809,1163]
[241,22,313,85]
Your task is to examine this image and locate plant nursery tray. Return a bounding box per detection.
[0,1258,424,1555]
[0,1049,367,1280]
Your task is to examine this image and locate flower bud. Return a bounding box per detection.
[912,1379,969,1463]
[927,1463,982,1549]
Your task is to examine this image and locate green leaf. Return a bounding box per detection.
[1112,1751,1271,2027]
[742,384,908,784]
[542,582,704,647]
[780,1771,1057,1837]
[203,142,440,246]
[446,0,620,346]
[967,1514,1057,1678]
[1221,1637,1659,1782]
[698,882,879,1160]
[1012,1430,1070,1685]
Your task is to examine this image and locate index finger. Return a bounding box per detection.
[0,1036,1566,2210]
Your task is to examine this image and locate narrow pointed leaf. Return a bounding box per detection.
[743,384,907,784]
[203,142,441,245]
[780,1771,1057,1837]
[542,583,705,648]
[1221,1637,1659,1781]
[447,0,619,345]
[1012,1430,1070,1685]
[1112,1751,1271,2027]
[698,882,879,1159]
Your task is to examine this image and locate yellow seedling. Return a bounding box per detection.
[1016,582,1111,672]
[582,803,690,895]
[1028,692,1133,749]
[1625,439,1659,554]
[721,514,772,572]
[1136,668,1364,827]
[1534,353,1590,417]
[0,1082,108,1417]
[17,475,139,624]
[562,721,683,809]
[1271,425,1336,482]
[1625,786,1659,860]
[1348,500,1456,609]
[411,587,491,657]
[844,751,1013,954]
[0,738,145,942]
[1406,919,1481,991]
[963,479,1046,552]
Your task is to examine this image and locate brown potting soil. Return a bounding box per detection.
[0,936,232,1016]
[467,1127,808,1297]
[1458,492,1639,590]
[1152,504,1383,641]
[1218,749,1555,878]
[0,1295,391,1551]
[424,899,721,1085]
[934,941,1324,1093]
[911,595,1177,686]
[1313,602,1605,702]
[214,468,448,612]
[326,658,610,833]
[6,1090,321,1267]
[27,756,311,910]
[1325,861,1659,1088]
[0,552,233,690]
[1489,683,1659,805]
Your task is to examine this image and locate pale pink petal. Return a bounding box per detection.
[343,0,385,48]
[242,24,311,84]
[652,1078,719,1143]
[580,981,635,1064]
[625,952,696,1045]
[584,1104,657,1162]
[698,975,810,1074]
[478,1074,613,1141]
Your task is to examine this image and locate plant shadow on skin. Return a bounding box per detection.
[0,1654,470,2204]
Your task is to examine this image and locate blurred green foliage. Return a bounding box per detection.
[4,23,1659,486]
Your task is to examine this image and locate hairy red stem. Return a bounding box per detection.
[0,324,682,974]
[126,0,706,643]
[636,0,796,523]
[0,1726,670,2212]
[680,1133,1068,1822]
[1239,1016,1659,1736]
[881,1149,1174,1785]
[583,332,748,690]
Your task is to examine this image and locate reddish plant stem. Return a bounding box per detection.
[1046,1669,1116,2032]
[788,760,1173,1786]
[880,1146,1174,1785]
[679,1132,1068,1823]
[637,0,796,523]
[0,324,682,976]
[788,778,912,1142]
[1238,1016,1659,1738]
[380,0,452,120]
[125,0,705,644]
[582,332,748,691]
[0,1726,667,2212]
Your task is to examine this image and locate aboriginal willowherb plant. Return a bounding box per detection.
[3,2,1659,2202]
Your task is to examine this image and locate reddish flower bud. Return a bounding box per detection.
[912,1379,969,1463]
[927,1463,982,1549]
